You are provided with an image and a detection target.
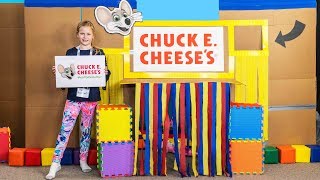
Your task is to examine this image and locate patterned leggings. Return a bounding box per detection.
[52,100,98,163]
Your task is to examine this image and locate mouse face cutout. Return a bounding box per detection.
[95,0,143,36]
[57,64,75,80]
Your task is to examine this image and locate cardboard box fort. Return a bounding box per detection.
[220,0,316,145]
[24,0,133,148]
[24,0,316,147]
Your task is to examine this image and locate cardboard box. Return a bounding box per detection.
[269,78,316,106]
[268,109,316,145]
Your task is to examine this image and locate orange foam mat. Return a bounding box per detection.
[230,140,263,174]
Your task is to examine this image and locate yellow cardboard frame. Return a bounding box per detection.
[103,20,269,140]
[103,20,268,79]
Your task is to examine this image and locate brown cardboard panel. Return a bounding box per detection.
[220,8,316,80]
[25,8,79,107]
[268,109,316,145]
[82,8,124,49]
[269,25,316,80]
[235,26,262,50]
[0,4,24,28]
[273,8,316,26]
[25,107,80,148]
[0,28,25,101]
[269,78,316,106]
[0,101,24,147]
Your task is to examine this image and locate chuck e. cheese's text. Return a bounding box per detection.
[139,33,216,65]
[77,64,102,75]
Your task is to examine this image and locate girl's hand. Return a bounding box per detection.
[105,66,109,74]
[52,66,56,76]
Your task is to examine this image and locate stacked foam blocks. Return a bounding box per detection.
[96,104,134,177]
[228,103,264,175]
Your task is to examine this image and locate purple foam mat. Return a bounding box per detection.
[101,142,134,177]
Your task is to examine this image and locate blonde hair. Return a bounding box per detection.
[76,20,101,55]
[76,20,95,35]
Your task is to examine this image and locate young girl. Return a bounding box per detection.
[46,20,109,180]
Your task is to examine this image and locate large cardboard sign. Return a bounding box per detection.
[133,27,224,72]
[55,56,106,88]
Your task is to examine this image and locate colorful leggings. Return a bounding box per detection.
[52,100,98,163]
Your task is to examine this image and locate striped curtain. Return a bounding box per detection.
[133,82,232,177]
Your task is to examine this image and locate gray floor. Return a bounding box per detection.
[1,163,320,180]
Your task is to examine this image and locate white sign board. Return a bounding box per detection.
[55,56,106,88]
[133,27,224,72]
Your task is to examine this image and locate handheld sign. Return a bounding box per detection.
[55,55,106,88]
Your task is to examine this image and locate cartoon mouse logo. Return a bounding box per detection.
[57,64,75,80]
[94,0,143,36]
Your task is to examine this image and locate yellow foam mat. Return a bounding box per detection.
[96,105,132,143]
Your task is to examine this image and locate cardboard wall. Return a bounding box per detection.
[221,8,316,145]
[0,4,25,147]
[25,8,79,148]
[24,7,124,148]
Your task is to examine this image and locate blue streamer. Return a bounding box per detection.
[198,83,204,175]
[157,84,163,175]
[185,83,191,145]
[225,83,232,177]
[169,83,181,172]
[185,83,191,176]
[144,83,150,175]
[211,82,217,176]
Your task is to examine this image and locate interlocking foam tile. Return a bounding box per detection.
[41,148,54,166]
[96,105,133,143]
[292,145,310,163]
[100,141,134,177]
[230,140,263,174]
[25,148,42,166]
[229,104,263,140]
[0,127,10,134]
[9,148,26,166]
[97,143,102,171]
[0,127,11,162]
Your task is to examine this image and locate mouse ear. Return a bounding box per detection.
[70,64,75,73]
[57,64,65,73]
[120,0,132,15]
[95,6,112,27]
